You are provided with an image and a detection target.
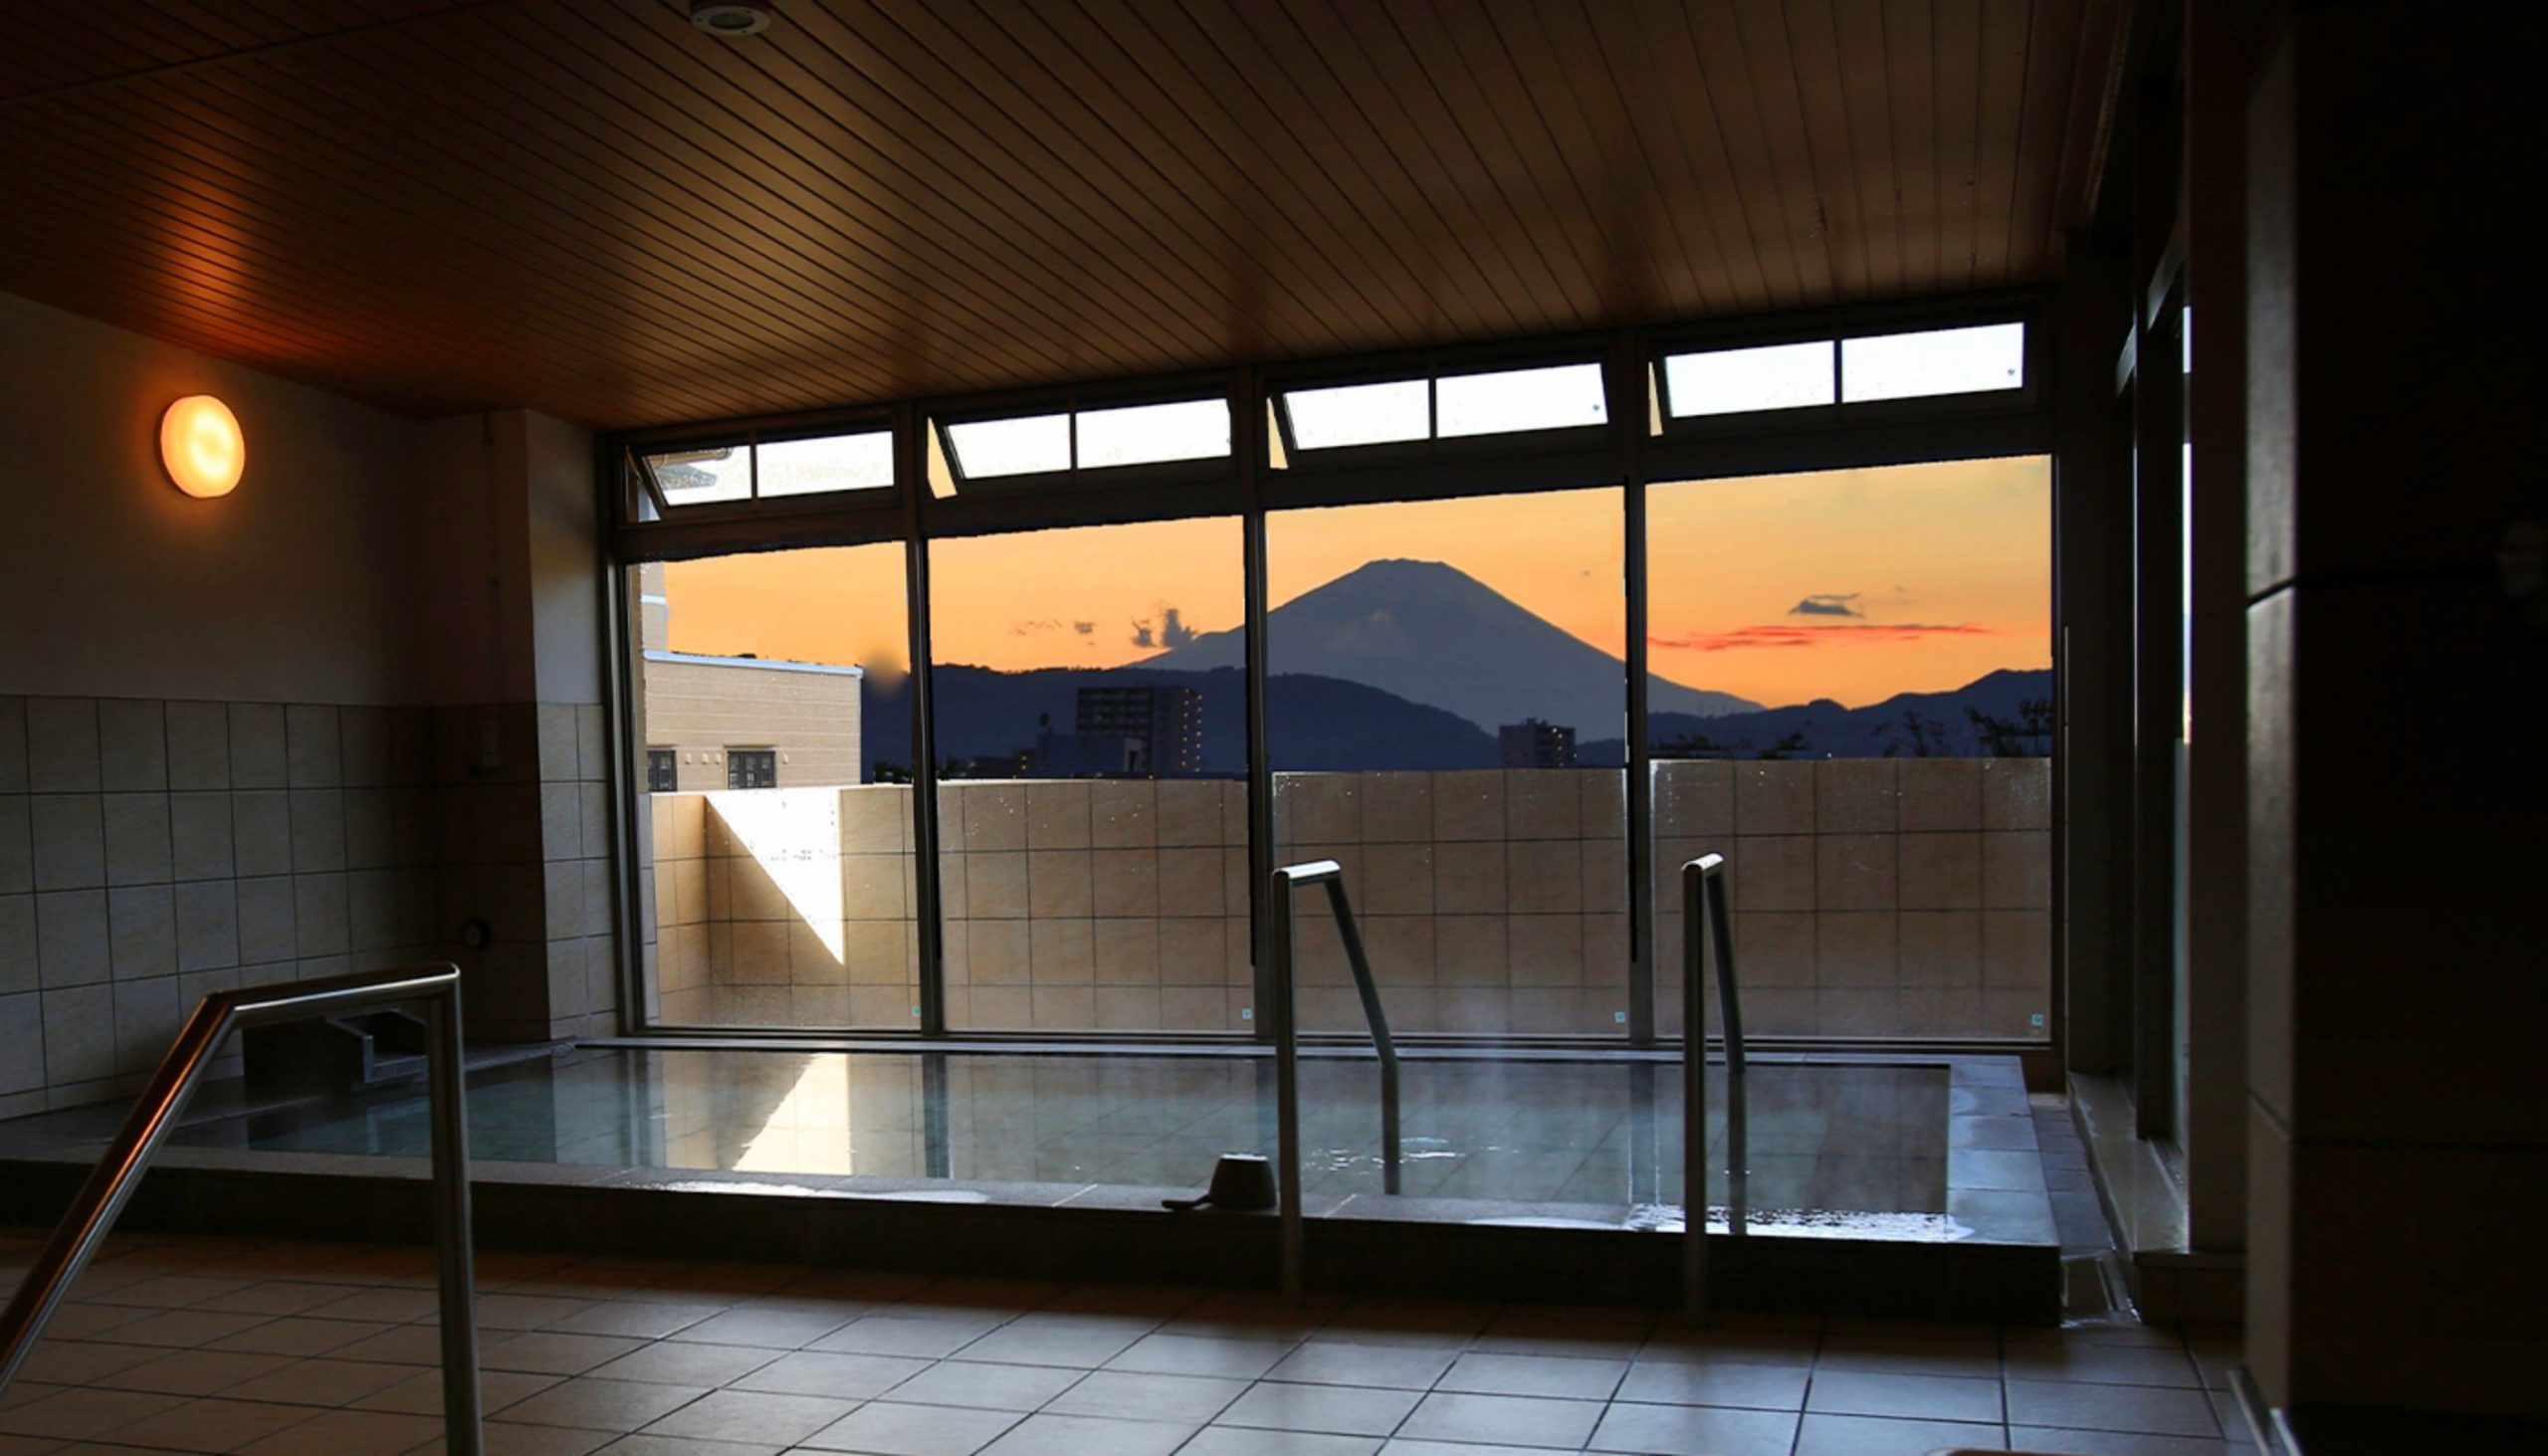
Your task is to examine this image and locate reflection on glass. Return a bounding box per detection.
[1265,488,1632,1039]
[1645,458,2053,1041]
[947,413,1070,479]
[1283,377,1428,449]
[1076,398,1230,469]
[1840,321,2025,401]
[644,445,749,506]
[927,518,1247,1033]
[758,430,894,497]
[1435,362,1607,437]
[636,544,916,1030]
[1663,340,1835,417]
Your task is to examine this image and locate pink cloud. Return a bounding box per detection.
[1648,622,2013,652]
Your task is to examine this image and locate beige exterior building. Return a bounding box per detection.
[639,655,863,792]
[635,562,864,792]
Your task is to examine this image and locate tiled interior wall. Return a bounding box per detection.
[1,696,439,1118]
[2,695,620,1118]
[638,759,2052,1040]
[431,702,621,1044]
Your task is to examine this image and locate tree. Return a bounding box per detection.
[1967,698,2055,757]
[1879,711,1948,757]
[2019,697,2054,739]
[1755,730,1812,761]
[1655,730,1732,759]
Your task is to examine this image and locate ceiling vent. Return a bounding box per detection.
[690,3,773,37]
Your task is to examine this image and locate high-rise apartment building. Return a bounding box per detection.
[1499,718,1577,769]
[1076,685,1203,775]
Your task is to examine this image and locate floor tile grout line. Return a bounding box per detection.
[16,1230,2242,1452]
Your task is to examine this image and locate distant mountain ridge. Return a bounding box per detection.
[865,665,2054,775]
[1581,668,2054,763]
[853,558,2043,774]
[1150,558,1759,733]
[864,666,1502,773]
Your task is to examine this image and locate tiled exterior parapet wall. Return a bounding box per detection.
[645,756,2050,1040]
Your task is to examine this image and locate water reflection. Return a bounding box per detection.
[171,1049,1949,1230]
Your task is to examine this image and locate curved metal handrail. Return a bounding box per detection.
[1682,854,1750,1314]
[1267,859,1401,1298]
[0,964,482,1453]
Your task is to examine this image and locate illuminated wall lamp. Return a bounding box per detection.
[160,395,245,499]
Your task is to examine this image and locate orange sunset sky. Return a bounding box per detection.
[661,456,2050,712]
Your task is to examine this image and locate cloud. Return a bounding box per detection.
[1650,622,2011,652]
[1009,617,1063,636]
[1072,621,1095,636]
[1789,593,1863,618]
[1130,604,1202,651]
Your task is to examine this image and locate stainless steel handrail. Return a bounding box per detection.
[1268,859,1402,1297]
[1682,854,1749,1314]
[0,964,482,1452]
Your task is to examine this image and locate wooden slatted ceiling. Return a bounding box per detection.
[0,0,2129,428]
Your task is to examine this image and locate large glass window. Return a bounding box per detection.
[1645,458,2053,1041]
[632,546,917,1030]
[1265,488,1630,1037]
[623,328,2058,1052]
[926,518,1247,1032]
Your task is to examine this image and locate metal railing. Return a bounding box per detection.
[0,965,483,1452]
[1267,859,1402,1297]
[1682,854,1749,1314]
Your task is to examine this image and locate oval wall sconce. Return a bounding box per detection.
[159,394,245,498]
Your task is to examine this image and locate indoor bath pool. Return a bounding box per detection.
[135,1045,2048,1242]
[0,1045,2060,1318]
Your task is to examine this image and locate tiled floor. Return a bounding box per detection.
[1,1228,2249,1456]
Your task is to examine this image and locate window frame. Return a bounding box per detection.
[1643,295,2045,454]
[621,409,901,537]
[724,747,778,791]
[1261,339,1615,478]
[602,291,2063,1061]
[923,375,1238,504]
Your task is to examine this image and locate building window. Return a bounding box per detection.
[645,748,678,793]
[727,749,777,789]
[1498,718,1578,768]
